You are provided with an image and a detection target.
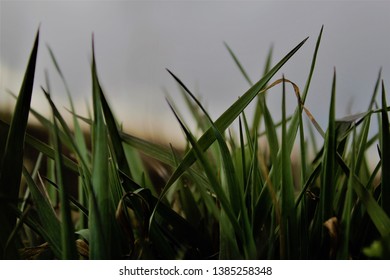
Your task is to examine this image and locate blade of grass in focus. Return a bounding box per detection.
[309,69,337,257]
[338,127,356,259]
[280,78,297,259]
[51,110,78,259]
[380,82,390,216]
[0,28,39,259]
[89,38,111,259]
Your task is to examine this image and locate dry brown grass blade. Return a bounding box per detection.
[19,242,50,259]
[323,217,339,258]
[19,240,89,259]
[75,239,89,259]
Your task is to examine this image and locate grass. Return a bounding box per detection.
[1,26,390,259]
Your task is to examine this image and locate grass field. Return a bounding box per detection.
[1,27,390,259]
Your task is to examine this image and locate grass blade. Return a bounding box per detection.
[89,38,111,259]
[0,28,39,258]
[253,46,273,135]
[224,42,253,85]
[99,88,133,183]
[280,78,297,259]
[321,69,337,222]
[338,127,356,259]
[121,132,176,167]
[51,114,78,259]
[380,82,390,215]
[336,152,390,237]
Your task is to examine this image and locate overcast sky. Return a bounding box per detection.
[1,0,390,143]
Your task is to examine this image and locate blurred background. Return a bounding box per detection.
[1,0,390,147]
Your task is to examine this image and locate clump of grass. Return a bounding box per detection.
[0,26,389,259]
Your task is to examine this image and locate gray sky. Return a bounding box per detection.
[1,0,390,145]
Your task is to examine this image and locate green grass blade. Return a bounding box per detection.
[121,132,176,167]
[224,42,275,139]
[0,119,79,173]
[89,38,111,259]
[336,152,390,236]
[355,116,371,179]
[368,68,382,111]
[280,78,297,259]
[238,117,248,192]
[164,37,308,192]
[380,82,390,215]
[99,88,132,181]
[67,108,89,230]
[338,127,356,259]
[309,68,337,258]
[302,25,323,103]
[0,28,39,258]
[320,69,337,232]
[252,46,273,134]
[307,117,319,155]
[224,42,253,85]
[173,86,209,133]
[42,50,80,245]
[52,114,78,259]
[47,45,67,86]
[246,142,258,232]
[298,98,308,184]
[7,89,76,154]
